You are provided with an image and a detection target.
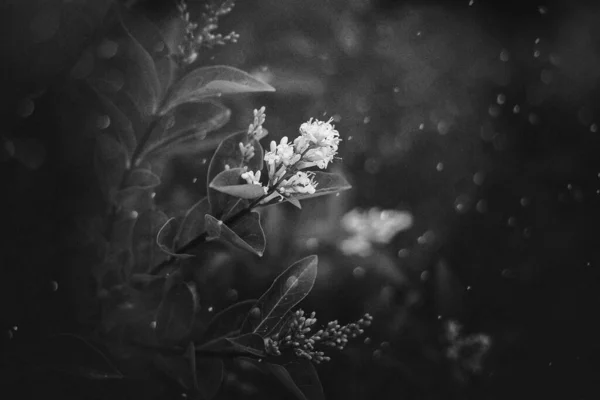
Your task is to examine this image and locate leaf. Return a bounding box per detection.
[207,130,264,218]
[209,168,266,199]
[156,217,192,259]
[155,281,198,344]
[289,172,351,201]
[204,212,266,257]
[37,334,123,380]
[125,168,161,188]
[162,65,275,114]
[116,4,175,101]
[196,333,265,357]
[201,299,258,341]
[131,210,169,274]
[138,100,231,161]
[94,133,128,201]
[175,197,210,249]
[195,357,224,400]
[87,13,160,122]
[154,352,196,391]
[264,363,307,400]
[241,256,318,336]
[285,360,325,400]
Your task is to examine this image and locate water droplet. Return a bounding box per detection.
[150,321,157,329]
[97,40,119,59]
[96,115,110,130]
[420,270,430,281]
[7,330,13,340]
[363,116,371,124]
[393,87,400,93]
[437,120,450,135]
[520,197,530,207]
[436,162,444,171]
[418,123,425,130]
[437,315,442,320]
[12,326,18,331]
[364,337,372,345]
[476,199,487,213]
[380,341,390,349]
[591,123,598,133]
[17,99,35,118]
[534,38,541,45]
[501,268,513,278]
[523,227,532,238]
[353,266,366,279]
[533,50,541,58]
[250,307,261,319]
[469,0,474,6]
[4,140,16,157]
[467,286,472,291]
[130,211,139,219]
[454,195,471,213]
[373,349,382,359]
[150,192,156,199]
[488,105,501,118]
[397,248,410,258]
[473,171,485,185]
[538,6,548,15]
[50,281,58,292]
[154,41,165,53]
[541,69,553,84]
[306,237,319,250]
[497,94,506,105]
[500,49,510,62]
[513,105,521,114]
[226,288,238,301]
[528,113,539,125]
[208,306,214,312]
[567,183,573,190]
[507,216,517,226]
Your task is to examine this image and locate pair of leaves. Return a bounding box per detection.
[241,255,318,337]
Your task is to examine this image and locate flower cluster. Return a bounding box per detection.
[177,0,240,64]
[241,117,341,204]
[339,208,414,256]
[264,309,373,364]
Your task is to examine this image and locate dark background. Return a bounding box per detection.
[1,0,600,399]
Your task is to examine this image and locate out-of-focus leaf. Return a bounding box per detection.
[175,197,210,249]
[155,281,198,344]
[264,363,307,400]
[161,66,275,114]
[131,210,169,274]
[204,212,266,257]
[87,13,161,135]
[37,334,123,380]
[289,172,351,201]
[195,357,224,400]
[241,256,318,336]
[154,351,196,391]
[125,168,161,188]
[139,100,231,161]
[201,299,257,341]
[209,168,266,199]
[116,5,175,101]
[206,130,264,218]
[91,89,137,155]
[94,133,128,201]
[285,360,325,400]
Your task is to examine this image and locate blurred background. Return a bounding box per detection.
[2,0,600,399]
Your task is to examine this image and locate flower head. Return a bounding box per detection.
[278,171,317,196]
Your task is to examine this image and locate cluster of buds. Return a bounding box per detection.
[240,117,341,204]
[264,309,373,364]
[177,0,240,64]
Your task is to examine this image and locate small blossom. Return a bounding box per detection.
[298,117,341,149]
[278,171,317,196]
[241,170,262,185]
[248,107,268,140]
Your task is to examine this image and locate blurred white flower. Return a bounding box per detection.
[339,208,413,256]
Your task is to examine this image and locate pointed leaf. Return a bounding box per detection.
[289,172,351,201]
[162,66,275,114]
[285,360,325,400]
[37,334,123,380]
[195,357,224,400]
[116,5,175,100]
[155,281,198,344]
[175,197,210,248]
[207,131,264,217]
[201,299,258,341]
[131,210,169,274]
[265,363,307,400]
[125,168,161,189]
[205,213,266,256]
[241,256,318,336]
[139,100,231,161]
[210,168,266,199]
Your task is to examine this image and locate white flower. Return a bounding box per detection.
[297,118,341,149]
[278,171,317,196]
[264,137,298,166]
[241,170,262,185]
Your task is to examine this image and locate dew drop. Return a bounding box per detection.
[501,268,513,278]
[467,286,472,291]
[533,50,541,58]
[488,105,501,118]
[397,248,410,258]
[250,307,261,319]
[4,140,16,157]
[150,192,156,199]
[499,49,510,62]
[520,197,530,207]
[437,120,450,135]
[97,39,119,59]
[534,37,541,45]
[96,115,111,130]
[437,315,442,320]
[507,216,517,226]
[150,321,157,329]
[372,349,382,359]
[476,199,487,213]
[540,69,553,84]
[208,306,214,312]
[436,162,444,171]
[353,266,366,279]
[363,116,371,124]
[528,113,539,125]
[419,123,425,130]
[473,171,485,185]
[420,270,430,281]
[364,337,372,345]
[12,326,18,331]
[523,227,532,238]
[496,93,506,105]
[50,281,58,292]
[538,6,548,15]
[513,105,521,114]
[130,211,139,219]
[226,288,238,301]
[7,330,13,340]
[17,99,35,118]
[590,123,598,133]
